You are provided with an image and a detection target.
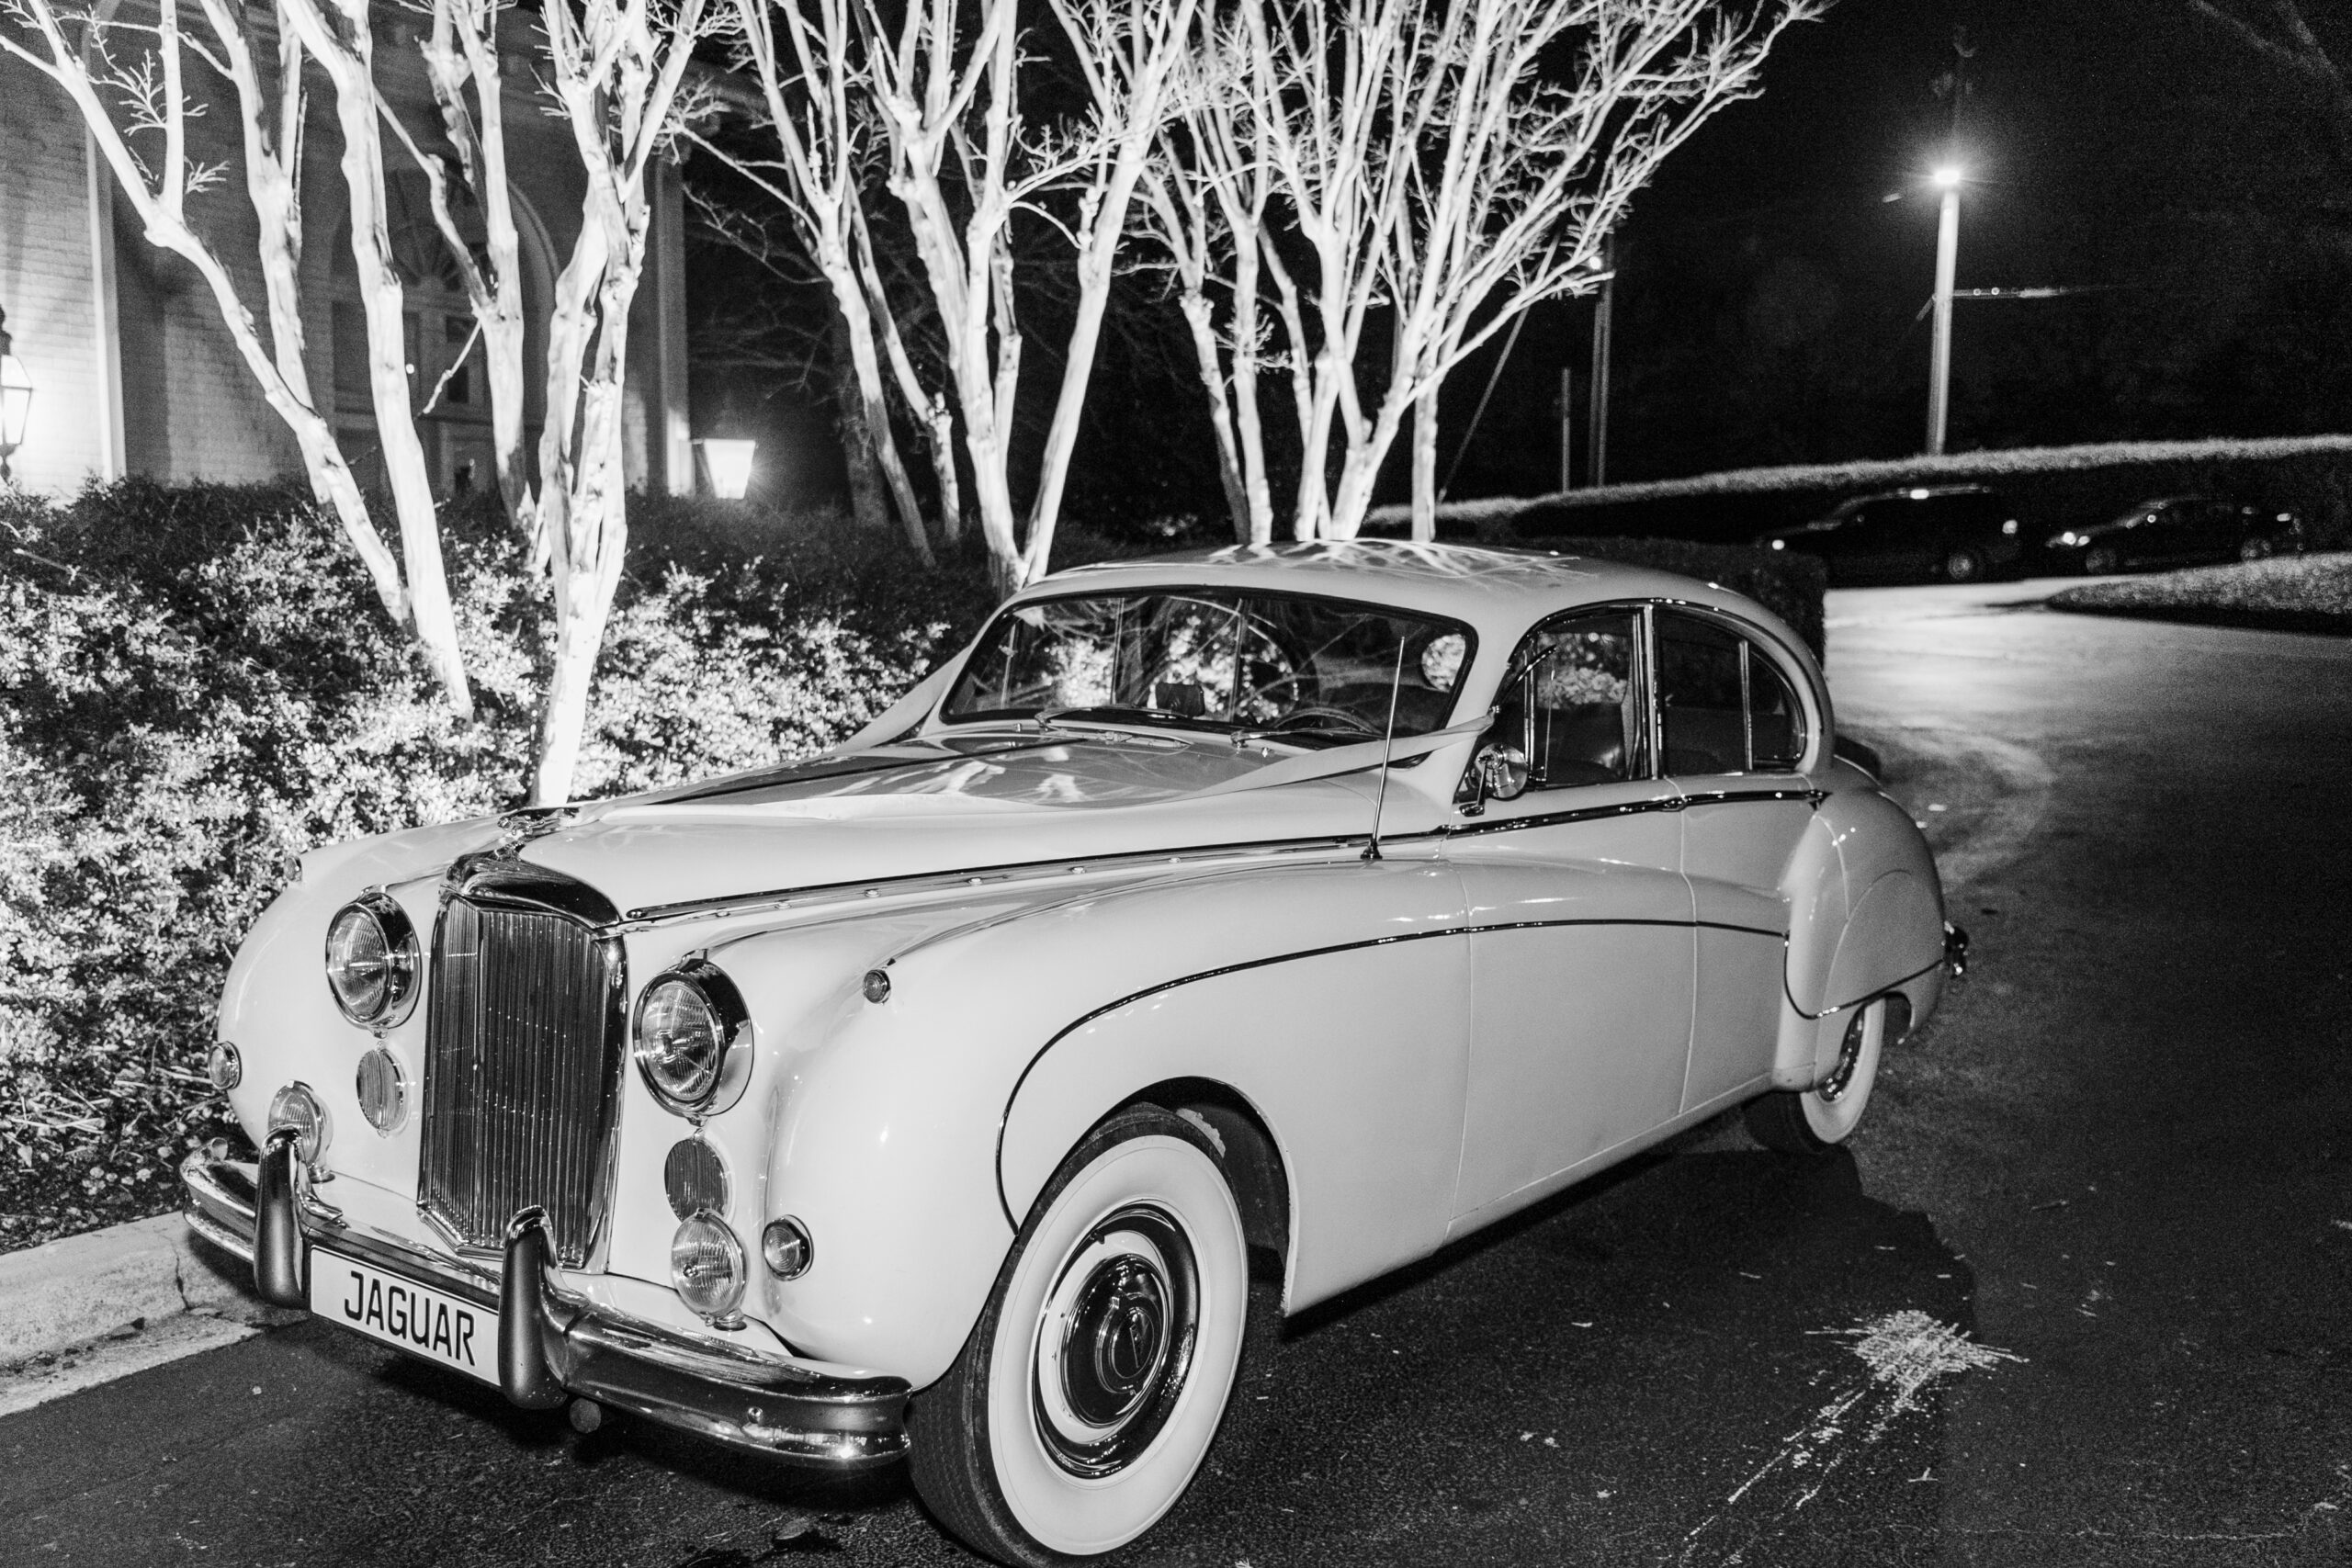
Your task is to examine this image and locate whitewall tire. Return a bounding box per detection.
[1745,997,1888,1154]
[910,1107,1251,1565]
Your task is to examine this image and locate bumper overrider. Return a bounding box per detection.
[181,1133,909,1468]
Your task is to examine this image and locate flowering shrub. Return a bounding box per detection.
[0,480,991,1245]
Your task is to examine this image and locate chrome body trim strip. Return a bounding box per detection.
[617,833,1374,930]
[177,1149,910,1469]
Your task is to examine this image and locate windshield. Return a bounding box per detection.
[940,589,1476,745]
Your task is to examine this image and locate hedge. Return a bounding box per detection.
[0,480,994,1247]
[1379,434,2352,553]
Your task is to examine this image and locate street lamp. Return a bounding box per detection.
[1925,165,1963,457]
[694,437,757,501]
[0,306,33,488]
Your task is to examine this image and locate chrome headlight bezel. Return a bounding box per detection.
[631,960,753,1119]
[323,891,420,1030]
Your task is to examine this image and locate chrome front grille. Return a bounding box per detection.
[419,890,626,1268]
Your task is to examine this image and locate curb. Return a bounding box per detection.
[0,1210,265,1368]
[2045,594,2352,637]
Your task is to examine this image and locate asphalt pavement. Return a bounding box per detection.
[5,581,2346,1567]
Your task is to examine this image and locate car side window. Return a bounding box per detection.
[1496,610,1645,788]
[1657,615,1747,773]
[1657,611,1810,775]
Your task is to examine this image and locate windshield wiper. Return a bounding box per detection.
[1033,705,1227,734]
[1230,712,1385,747]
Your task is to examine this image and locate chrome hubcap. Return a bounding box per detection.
[1033,1205,1198,1477]
[1817,1007,1869,1103]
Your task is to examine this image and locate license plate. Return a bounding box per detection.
[309,1248,498,1386]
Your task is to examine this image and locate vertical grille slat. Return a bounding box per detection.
[421,894,623,1268]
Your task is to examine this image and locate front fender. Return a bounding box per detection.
[727,851,1464,1388]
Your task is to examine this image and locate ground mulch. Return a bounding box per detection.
[2047,550,2352,635]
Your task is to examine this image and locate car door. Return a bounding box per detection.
[1657,610,1823,1111]
[1446,606,1695,1232]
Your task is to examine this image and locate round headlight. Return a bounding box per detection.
[207,1042,243,1092]
[324,893,419,1028]
[670,1211,748,1324]
[632,962,751,1117]
[356,1046,407,1134]
[267,1081,331,1164]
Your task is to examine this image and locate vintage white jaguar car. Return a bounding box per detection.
[184,540,1962,1565]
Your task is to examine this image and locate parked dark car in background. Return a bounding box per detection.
[1758,485,2025,584]
[2042,496,2303,575]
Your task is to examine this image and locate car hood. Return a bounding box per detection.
[515,729,1455,919]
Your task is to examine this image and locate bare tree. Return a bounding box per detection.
[695,0,935,563]
[529,0,713,804]
[859,0,1199,592]
[2188,2,2352,179]
[381,0,533,530]
[1139,9,1280,543]
[2,0,474,713]
[1159,0,1816,542]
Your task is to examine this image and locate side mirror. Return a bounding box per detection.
[1473,742,1531,804]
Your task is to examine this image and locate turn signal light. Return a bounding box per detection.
[761,1217,813,1280]
[207,1042,243,1091]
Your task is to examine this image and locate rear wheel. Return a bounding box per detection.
[1940,545,1986,583]
[909,1107,1250,1566]
[2236,535,2276,562]
[1746,998,1889,1154]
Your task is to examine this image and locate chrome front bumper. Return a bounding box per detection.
[181,1138,910,1468]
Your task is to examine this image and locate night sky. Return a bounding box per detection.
[690,1,2352,523]
[1473,0,2352,493]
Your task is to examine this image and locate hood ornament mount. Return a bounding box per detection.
[496,804,579,852]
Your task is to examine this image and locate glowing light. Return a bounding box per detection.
[1930,164,1963,190]
[695,437,757,501]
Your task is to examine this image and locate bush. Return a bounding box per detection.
[0,480,992,1245]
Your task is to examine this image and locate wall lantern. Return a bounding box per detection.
[694,437,757,501]
[0,307,33,487]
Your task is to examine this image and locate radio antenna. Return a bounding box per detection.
[1363,637,1407,863]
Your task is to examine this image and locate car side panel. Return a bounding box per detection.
[999,929,1472,1314]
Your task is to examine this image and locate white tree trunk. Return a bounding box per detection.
[282,0,474,717]
[1410,382,1440,540]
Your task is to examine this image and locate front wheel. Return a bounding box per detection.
[2236,535,2276,563]
[910,1107,1250,1566]
[1746,997,1890,1154]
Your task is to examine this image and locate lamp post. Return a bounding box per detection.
[1925,164,1962,457]
[0,307,33,488]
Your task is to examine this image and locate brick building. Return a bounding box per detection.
[0,8,693,500]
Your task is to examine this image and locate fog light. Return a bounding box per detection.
[671,1212,748,1325]
[663,1137,729,1220]
[267,1081,330,1164]
[356,1046,406,1134]
[207,1042,242,1091]
[762,1217,813,1280]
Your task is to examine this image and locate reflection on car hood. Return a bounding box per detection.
[523,732,1442,919]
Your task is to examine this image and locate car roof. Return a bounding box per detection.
[1025,539,1795,653]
